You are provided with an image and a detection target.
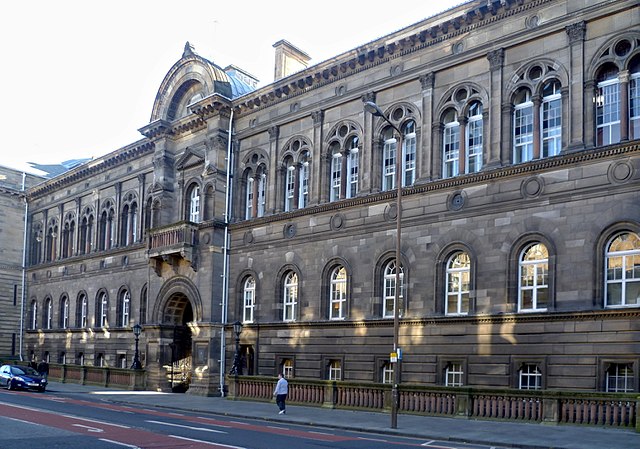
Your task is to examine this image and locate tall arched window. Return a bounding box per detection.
[140,285,148,325]
[541,80,562,157]
[466,101,484,172]
[283,271,298,322]
[402,120,416,187]
[243,277,256,323]
[631,56,640,139]
[383,260,404,318]
[120,196,138,246]
[513,88,534,163]
[445,252,470,315]
[45,221,58,262]
[330,266,347,320]
[30,300,38,329]
[298,151,310,208]
[79,208,94,255]
[519,243,548,312]
[77,293,88,328]
[443,109,460,178]
[97,292,108,327]
[119,290,130,327]
[282,139,311,212]
[328,123,361,202]
[382,127,397,191]
[284,157,295,212]
[60,295,69,329]
[605,232,640,308]
[188,185,200,223]
[44,297,52,330]
[62,214,75,258]
[596,64,621,146]
[99,201,115,251]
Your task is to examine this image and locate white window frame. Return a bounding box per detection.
[541,84,562,158]
[285,164,295,212]
[298,157,309,208]
[348,146,359,199]
[283,272,298,322]
[606,363,634,392]
[466,103,483,173]
[596,78,621,146]
[328,360,342,381]
[605,232,640,308]
[99,292,108,327]
[330,152,341,202]
[243,277,255,323]
[121,290,130,327]
[382,363,393,384]
[445,362,464,387]
[257,173,266,217]
[382,132,397,192]
[519,363,542,390]
[514,98,534,164]
[62,297,69,329]
[631,72,640,140]
[445,252,470,316]
[330,266,347,320]
[189,185,200,223]
[383,261,404,318]
[31,301,38,329]
[80,295,88,328]
[45,298,52,330]
[402,121,416,187]
[282,359,294,378]
[518,243,549,312]
[443,120,460,178]
[245,176,254,219]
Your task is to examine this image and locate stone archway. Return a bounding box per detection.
[163,292,194,392]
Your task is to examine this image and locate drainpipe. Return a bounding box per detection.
[220,107,234,396]
[19,172,28,361]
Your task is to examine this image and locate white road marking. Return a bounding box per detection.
[146,419,227,434]
[61,414,130,428]
[421,441,435,446]
[170,434,247,448]
[72,423,104,433]
[99,439,140,448]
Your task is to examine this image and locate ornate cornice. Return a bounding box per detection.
[233,0,549,116]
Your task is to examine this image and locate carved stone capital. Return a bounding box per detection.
[419,72,435,90]
[566,21,586,44]
[311,110,324,126]
[487,48,504,71]
[268,126,279,142]
[361,92,376,104]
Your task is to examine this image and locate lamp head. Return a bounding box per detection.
[132,323,142,337]
[233,320,243,337]
[364,101,385,118]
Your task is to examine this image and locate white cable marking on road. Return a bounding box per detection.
[357,436,388,442]
[170,434,247,448]
[146,419,227,434]
[61,414,130,428]
[98,438,140,448]
[72,423,104,433]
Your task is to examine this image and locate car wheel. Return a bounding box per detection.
[7,380,14,390]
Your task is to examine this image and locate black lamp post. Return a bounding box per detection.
[230,320,244,375]
[365,100,403,429]
[131,323,143,370]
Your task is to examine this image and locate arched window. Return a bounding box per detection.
[243,277,256,323]
[329,135,360,202]
[443,109,460,178]
[120,197,138,246]
[382,127,397,191]
[30,224,43,265]
[79,208,94,255]
[298,151,310,208]
[30,300,38,329]
[330,266,347,320]
[60,295,69,329]
[77,293,88,328]
[631,56,640,139]
[283,271,298,322]
[445,252,470,315]
[44,297,52,330]
[605,232,640,308]
[62,214,75,258]
[96,292,108,328]
[282,359,294,378]
[140,285,148,325]
[402,120,416,187]
[119,290,130,327]
[513,88,534,163]
[383,260,404,318]
[98,201,115,251]
[45,221,58,262]
[541,80,562,157]
[518,243,549,312]
[466,101,484,172]
[284,157,295,212]
[188,184,200,223]
[596,64,621,146]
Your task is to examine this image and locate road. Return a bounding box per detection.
[0,388,508,449]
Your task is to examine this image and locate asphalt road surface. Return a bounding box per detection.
[0,388,509,449]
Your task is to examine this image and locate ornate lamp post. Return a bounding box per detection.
[131,323,143,369]
[230,320,244,375]
[364,100,403,429]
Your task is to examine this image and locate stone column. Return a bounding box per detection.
[137,174,145,243]
[361,92,376,194]
[458,117,468,175]
[566,21,587,150]
[418,73,435,183]
[340,148,348,199]
[486,49,505,168]
[74,197,81,256]
[311,110,324,204]
[268,126,280,214]
[532,95,542,159]
[114,182,122,247]
[619,70,629,142]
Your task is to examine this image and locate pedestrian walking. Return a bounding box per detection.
[37,359,49,380]
[273,373,288,414]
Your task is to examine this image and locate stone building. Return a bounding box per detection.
[0,166,43,360]
[22,0,640,395]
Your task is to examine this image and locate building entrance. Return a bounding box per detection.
[162,292,193,393]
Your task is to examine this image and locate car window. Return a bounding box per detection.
[10,367,26,375]
[24,367,39,375]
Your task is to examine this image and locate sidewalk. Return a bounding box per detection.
[47,382,640,449]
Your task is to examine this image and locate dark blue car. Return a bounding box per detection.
[0,365,47,392]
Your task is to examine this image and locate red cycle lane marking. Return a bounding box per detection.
[0,401,241,449]
[1,390,355,443]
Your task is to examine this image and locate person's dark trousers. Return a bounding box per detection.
[276,394,287,411]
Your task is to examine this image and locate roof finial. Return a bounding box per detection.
[183,41,196,58]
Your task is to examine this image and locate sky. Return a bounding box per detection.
[0,0,463,174]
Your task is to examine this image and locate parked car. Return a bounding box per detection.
[0,365,47,392]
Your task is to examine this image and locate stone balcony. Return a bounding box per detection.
[146,221,199,274]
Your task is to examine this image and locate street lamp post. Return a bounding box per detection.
[364,101,403,429]
[230,320,244,375]
[131,323,143,369]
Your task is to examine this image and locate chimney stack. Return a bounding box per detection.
[273,40,311,82]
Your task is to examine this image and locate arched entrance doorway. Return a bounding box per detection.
[163,292,193,393]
